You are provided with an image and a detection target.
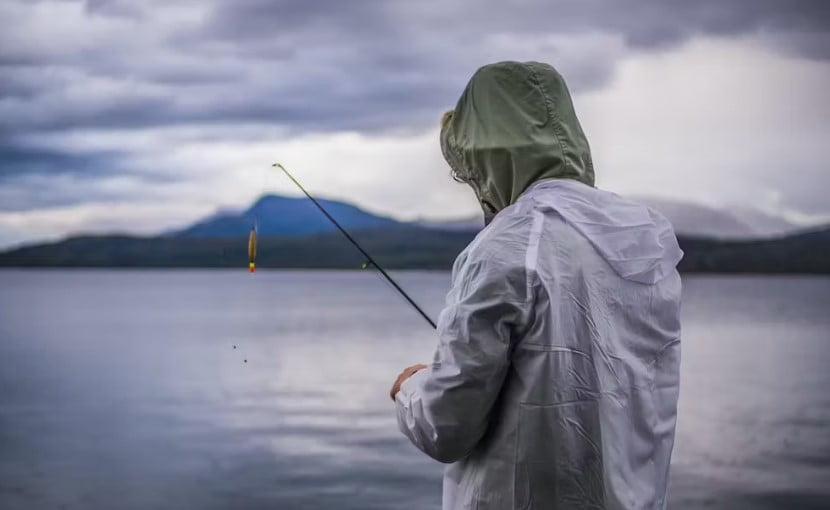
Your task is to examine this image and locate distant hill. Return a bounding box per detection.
[417,197,804,240]
[1,192,827,273]
[0,224,827,273]
[175,194,398,238]
[416,197,805,239]
[677,226,830,274]
[0,226,474,270]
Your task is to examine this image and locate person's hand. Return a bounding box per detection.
[390,364,428,401]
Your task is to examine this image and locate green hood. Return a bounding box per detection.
[441,61,594,222]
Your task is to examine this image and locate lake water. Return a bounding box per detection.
[0,271,828,509]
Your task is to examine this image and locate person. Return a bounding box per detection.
[390,61,683,510]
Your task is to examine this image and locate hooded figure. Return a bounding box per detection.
[392,62,683,509]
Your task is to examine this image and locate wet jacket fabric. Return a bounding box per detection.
[395,62,683,509]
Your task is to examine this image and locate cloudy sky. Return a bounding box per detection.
[1,0,829,248]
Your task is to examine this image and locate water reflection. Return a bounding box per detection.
[0,271,828,509]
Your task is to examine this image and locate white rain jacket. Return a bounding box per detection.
[395,62,683,510]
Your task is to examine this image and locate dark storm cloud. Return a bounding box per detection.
[0,174,139,212]
[204,0,393,41]
[0,145,118,181]
[0,142,123,212]
[196,0,830,56]
[0,138,186,212]
[2,0,827,136]
[0,0,828,216]
[84,0,141,19]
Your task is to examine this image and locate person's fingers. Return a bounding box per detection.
[405,363,428,376]
[390,376,403,401]
[390,364,429,401]
[390,371,405,401]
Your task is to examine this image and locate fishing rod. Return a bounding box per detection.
[271,163,437,330]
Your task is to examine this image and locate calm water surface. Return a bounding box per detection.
[0,271,828,509]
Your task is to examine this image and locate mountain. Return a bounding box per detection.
[176,194,398,238]
[419,197,802,239]
[1,193,827,273]
[730,206,800,238]
[412,197,802,240]
[635,197,796,239]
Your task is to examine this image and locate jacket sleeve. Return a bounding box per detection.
[395,257,530,463]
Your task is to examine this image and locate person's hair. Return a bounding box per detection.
[440,110,467,183]
[440,110,454,130]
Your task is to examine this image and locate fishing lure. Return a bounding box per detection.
[248,226,257,273]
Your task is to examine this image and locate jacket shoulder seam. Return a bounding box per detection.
[524,208,545,304]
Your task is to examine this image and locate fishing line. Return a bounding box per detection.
[272,163,437,330]
[233,167,268,361]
